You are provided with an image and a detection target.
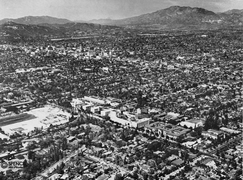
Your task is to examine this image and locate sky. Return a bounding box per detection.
[0,0,243,21]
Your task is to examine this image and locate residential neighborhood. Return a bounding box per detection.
[0,2,243,180]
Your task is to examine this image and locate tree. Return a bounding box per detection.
[0,172,5,180]
[62,137,68,150]
[204,109,219,130]
[56,164,65,174]
[23,159,28,168]
[184,164,192,172]
[137,90,143,108]
[194,126,203,137]
[147,140,161,151]
[147,159,157,169]
[140,170,149,180]
[28,151,35,160]
[144,150,153,161]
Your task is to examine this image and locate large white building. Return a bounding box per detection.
[179,118,204,129]
[108,110,150,128]
[144,122,190,141]
[70,98,92,113]
[82,96,107,105]
[71,96,120,110]
[71,97,150,128]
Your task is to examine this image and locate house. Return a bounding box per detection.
[164,112,180,122]
[208,129,224,138]
[188,153,197,161]
[225,154,234,161]
[67,136,76,143]
[167,154,178,162]
[171,158,184,166]
[202,131,217,139]
[60,174,69,180]
[34,176,47,180]
[220,127,240,134]
[48,173,62,180]
[96,174,109,180]
[201,159,217,169]
[182,141,198,149]
[153,112,166,120]
[202,129,224,140]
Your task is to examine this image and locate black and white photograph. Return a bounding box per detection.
[0,0,242,179]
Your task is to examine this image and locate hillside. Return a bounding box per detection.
[1,6,243,38]
[0,16,72,25]
[0,22,125,42]
[89,18,115,25]
[0,22,62,41]
[90,6,243,30]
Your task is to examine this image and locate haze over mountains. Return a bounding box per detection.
[0,16,72,25]
[0,21,123,42]
[1,6,243,42]
[1,6,243,30]
[88,6,243,30]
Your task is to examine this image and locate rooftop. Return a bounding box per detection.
[146,122,190,137]
[171,158,184,166]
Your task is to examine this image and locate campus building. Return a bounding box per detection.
[144,122,190,141]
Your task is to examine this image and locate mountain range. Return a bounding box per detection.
[1,6,243,42]
[1,6,243,30]
[88,6,243,30]
[0,21,123,42]
[0,16,71,25]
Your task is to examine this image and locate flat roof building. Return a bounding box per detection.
[108,110,150,128]
[82,96,107,105]
[179,118,204,129]
[145,122,190,141]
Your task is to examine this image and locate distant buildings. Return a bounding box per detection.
[71,96,151,128]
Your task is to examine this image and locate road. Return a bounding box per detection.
[0,147,41,159]
[207,134,241,155]
[40,146,129,179]
[40,146,86,177]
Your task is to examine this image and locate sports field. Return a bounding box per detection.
[1,105,71,135]
[0,113,36,127]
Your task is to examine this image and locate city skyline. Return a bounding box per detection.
[0,0,243,21]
